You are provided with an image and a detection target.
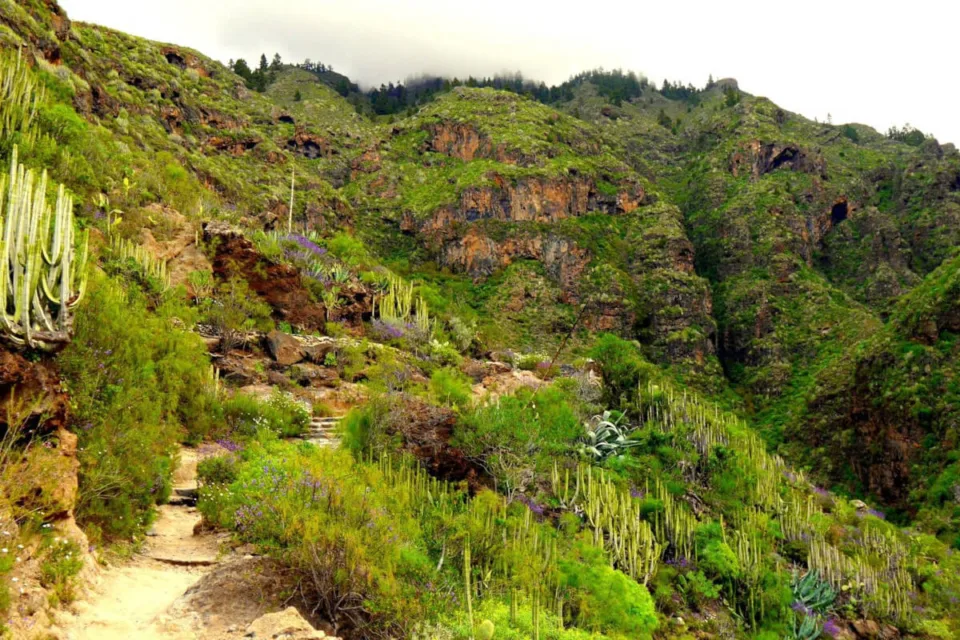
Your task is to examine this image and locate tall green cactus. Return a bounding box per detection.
[0,146,88,350]
[0,50,45,150]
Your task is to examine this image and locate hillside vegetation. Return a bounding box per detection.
[0,1,958,638]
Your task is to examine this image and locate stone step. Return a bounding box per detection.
[299,413,344,447]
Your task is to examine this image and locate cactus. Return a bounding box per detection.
[0,146,88,350]
[476,619,494,640]
[377,274,433,335]
[109,235,169,290]
[0,51,45,149]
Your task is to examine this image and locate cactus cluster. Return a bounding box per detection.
[378,274,433,334]
[0,51,45,149]
[576,464,662,584]
[636,378,918,624]
[0,147,88,350]
[109,235,170,290]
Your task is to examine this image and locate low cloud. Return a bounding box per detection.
[62,0,960,144]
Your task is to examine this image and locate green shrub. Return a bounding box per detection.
[559,540,658,638]
[677,570,720,608]
[201,277,274,351]
[39,539,84,605]
[454,387,582,496]
[220,390,310,438]
[339,396,394,456]
[429,367,473,409]
[327,232,372,267]
[695,522,740,581]
[197,453,241,487]
[198,437,437,636]
[589,334,656,408]
[59,272,216,541]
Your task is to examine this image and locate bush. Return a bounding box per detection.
[339,396,398,457]
[589,334,656,408]
[39,539,84,605]
[220,390,310,438]
[198,437,437,636]
[429,367,472,409]
[695,522,740,581]
[454,387,582,497]
[59,272,217,541]
[559,540,658,638]
[197,453,241,487]
[202,277,274,351]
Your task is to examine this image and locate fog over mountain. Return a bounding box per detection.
[62,0,960,143]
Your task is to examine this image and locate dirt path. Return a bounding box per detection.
[54,448,224,640]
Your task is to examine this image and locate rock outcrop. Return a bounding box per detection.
[247,607,339,640]
[730,140,827,180]
[204,223,327,330]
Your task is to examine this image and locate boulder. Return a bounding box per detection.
[289,363,340,388]
[266,331,305,366]
[245,606,333,639]
[302,341,337,364]
[851,620,880,639]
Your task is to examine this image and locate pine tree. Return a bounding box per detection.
[233,58,252,80]
[271,53,282,70]
[258,54,268,73]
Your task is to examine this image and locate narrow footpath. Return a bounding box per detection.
[54,448,222,640]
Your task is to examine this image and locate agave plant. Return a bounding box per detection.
[789,612,822,640]
[792,569,837,614]
[577,410,638,462]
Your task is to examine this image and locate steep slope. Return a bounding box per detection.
[334,86,724,384]
[793,252,960,528]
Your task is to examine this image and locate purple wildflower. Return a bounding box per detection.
[515,494,545,517]
[823,618,842,637]
[371,319,405,341]
[285,234,327,257]
[216,438,243,452]
[791,601,812,616]
[630,486,644,499]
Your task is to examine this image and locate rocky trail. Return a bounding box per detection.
[53,448,223,639]
[52,444,338,639]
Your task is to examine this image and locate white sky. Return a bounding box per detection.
[60,0,960,144]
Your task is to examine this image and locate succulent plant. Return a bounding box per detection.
[577,410,638,462]
[476,618,494,640]
[790,612,822,640]
[0,146,88,350]
[792,569,837,614]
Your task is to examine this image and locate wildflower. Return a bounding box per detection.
[0,549,6,553]
[823,618,842,637]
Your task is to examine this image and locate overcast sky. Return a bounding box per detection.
[61,0,960,144]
